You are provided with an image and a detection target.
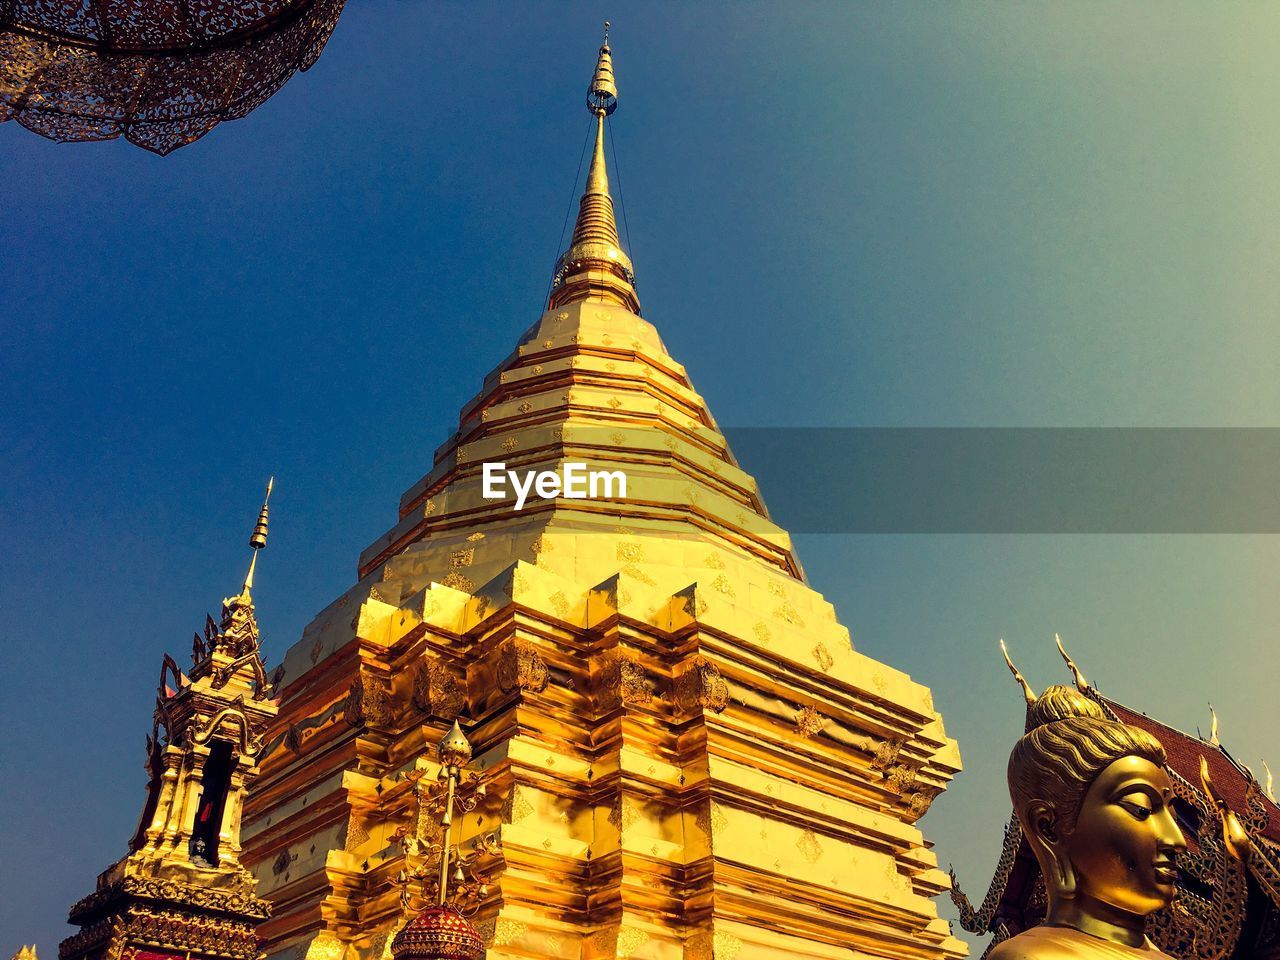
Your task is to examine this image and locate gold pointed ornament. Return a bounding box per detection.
[549,22,640,314]
[242,476,274,596]
[392,723,493,960]
[999,638,1037,706]
[1199,757,1252,865]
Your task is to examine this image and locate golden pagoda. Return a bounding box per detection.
[241,31,966,960]
[60,482,280,960]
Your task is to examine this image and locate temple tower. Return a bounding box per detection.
[61,484,280,960]
[242,33,966,960]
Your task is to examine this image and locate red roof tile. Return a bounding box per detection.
[1105,698,1280,844]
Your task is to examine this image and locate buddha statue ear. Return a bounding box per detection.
[1025,800,1078,900]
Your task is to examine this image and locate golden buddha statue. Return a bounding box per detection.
[987,643,1186,960]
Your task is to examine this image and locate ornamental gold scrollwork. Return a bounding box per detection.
[191,702,265,758]
[869,736,905,772]
[413,660,465,718]
[396,832,501,917]
[123,904,259,957]
[596,649,653,709]
[393,745,500,919]
[675,656,728,715]
[68,877,268,922]
[496,640,549,694]
[904,786,940,819]
[216,599,261,659]
[210,650,271,696]
[344,673,395,729]
[793,704,825,738]
[884,762,918,795]
[61,904,264,960]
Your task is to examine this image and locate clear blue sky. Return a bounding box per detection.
[2,2,1278,953]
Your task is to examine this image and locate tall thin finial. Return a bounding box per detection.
[1264,760,1276,803]
[1054,633,1089,692]
[241,477,274,596]
[1000,639,1036,706]
[586,25,618,117]
[548,27,639,313]
[1208,703,1220,747]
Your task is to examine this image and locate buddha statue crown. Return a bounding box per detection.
[1000,638,1166,835]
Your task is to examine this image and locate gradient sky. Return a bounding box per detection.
[3,2,1279,953]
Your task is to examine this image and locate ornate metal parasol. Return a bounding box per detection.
[0,0,346,154]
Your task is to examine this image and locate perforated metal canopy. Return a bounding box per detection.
[0,0,346,153]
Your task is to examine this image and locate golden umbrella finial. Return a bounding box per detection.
[391,723,489,960]
[1000,639,1036,706]
[433,721,475,907]
[241,477,274,596]
[587,21,618,117]
[1053,633,1089,692]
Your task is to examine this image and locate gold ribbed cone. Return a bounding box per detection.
[549,35,639,314]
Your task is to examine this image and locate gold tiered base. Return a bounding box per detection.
[241,300,965,960]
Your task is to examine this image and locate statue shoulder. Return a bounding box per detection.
[984,927,1078,959]
[986,942,1036,960]
[984,926,1168,958]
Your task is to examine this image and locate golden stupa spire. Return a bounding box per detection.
[241,476,274,596]
[548,23,641,314]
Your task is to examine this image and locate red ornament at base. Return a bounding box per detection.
[391,906,486,960]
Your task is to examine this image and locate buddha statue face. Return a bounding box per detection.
[1028,753,1186,918]
[1007,688,1187,946]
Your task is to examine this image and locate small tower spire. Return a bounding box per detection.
[241,476,274,596]
[548,24,640,314]
[60,495,279,960]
